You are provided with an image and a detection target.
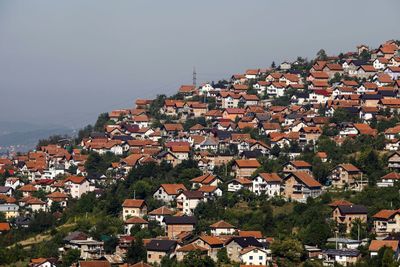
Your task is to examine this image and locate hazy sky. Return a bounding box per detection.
[0,0,399,129]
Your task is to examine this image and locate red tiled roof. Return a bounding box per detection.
[210,220,235,229]
[258,173,282,182]
[369,240,399,252]
[160,184,187,195]
[289,172,321,188]
[0,222,10,231]
[122,199,146,208]
[373,209,398,220]
[234,159,260,168]
[125,217,148,224]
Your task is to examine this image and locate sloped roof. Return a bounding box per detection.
[148,206,174,216]
[176,243,208,252]
[125,217,148,224]
[369,240,399,252]
[210,220,235,229]
[257,173,282,182]
[122,199,146,208]
[234,159,260,168]
[287,172,322,188]
[373,209,398,220]
[160,184,187,195]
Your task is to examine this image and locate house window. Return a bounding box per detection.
[148,254,151,258]
[259,256,263,260]
[249,256,253,260]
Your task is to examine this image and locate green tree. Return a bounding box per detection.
[316,49,328,60]
[270,145,281,158]
[85,152,111,177]
[94,113,110,132]
[271,238,305,263]
[104,236,119,254]
[216,247,229,264]
[61,249,80,267]
[183,250,215,267]
[350,219,367,240]
[125,238,147,263]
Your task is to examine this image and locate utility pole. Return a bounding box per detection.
[335,230,338,249]
[134,190,136,199]
[193,66,197,87]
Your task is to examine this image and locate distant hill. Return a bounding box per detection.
[0,121,74,152]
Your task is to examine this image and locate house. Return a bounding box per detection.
[225,236,263,263]
[210,220,236,236]
[148,206,174,227]
[0,203,19,219]
[153,184,187,203]
[319,249,361,266]
[18,184,37,197]
[163,216,197,239]
[4,177,23,190]
[388,152,400,170]
[163,123,184,135]
[29,258,57,267]
[169,145,190,161]
[280,61,292,71]
[0,186,13,196]
[332,205,368,233]
[145,239,177,265]
[179,85,196,95]
[176,243,208,262]
[252,173,281,197]
[197,185,223,199]
[122,199,148,220]
[282,172,322,202]
[223,108,245,121]
[176,191,205,215]
[372,209,400,237]
[328,164,364,189]
[46,191,68,209]
[124,217,148,234]
[283,160,312,174]
[232,159,260,177]
[227,177,253,192]
[63,176,91,199]
[369,240,399,259]
[377,172,400,187]
[239,246,271,266]
[67,238,104,260]
[190,173,221,189]
[26,197,46,212]
[191,235,225,261]
[266,82,286,97]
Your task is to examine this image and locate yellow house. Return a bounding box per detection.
[122,199,147,221]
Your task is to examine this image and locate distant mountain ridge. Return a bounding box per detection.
[0,121,74,152]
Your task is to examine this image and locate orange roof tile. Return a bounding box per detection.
[122,199,146,208]
[369,240,399,252]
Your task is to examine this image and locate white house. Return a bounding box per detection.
[148,206,174,227]
[176,191,205,215]
[252,173,282,197]
[63,176,91,199]
[210,220,236,236]
[239,246,271,266]
[153,184,187,203]
[377,172,400,187]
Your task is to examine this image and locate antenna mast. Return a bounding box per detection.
[193,66,197,87]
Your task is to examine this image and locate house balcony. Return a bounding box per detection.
[388,163,400,168]
[376,225,387,231]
